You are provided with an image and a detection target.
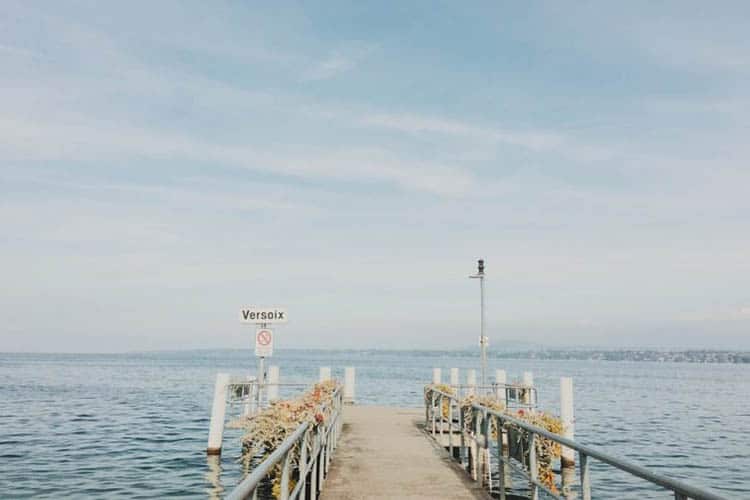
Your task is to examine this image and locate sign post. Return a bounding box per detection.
[240,306,287,413]
[255,328,274,357]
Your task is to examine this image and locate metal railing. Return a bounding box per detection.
[227,379,312,418]
[425,386,728,500]
[228,380,310,398]
[447,383,538,410]
[227,385,344,500]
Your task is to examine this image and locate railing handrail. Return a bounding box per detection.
[426,386,729,500]
[228,381,312,387]
[447,382,536,388]
[227,385,343,500]
[227,421,310,500]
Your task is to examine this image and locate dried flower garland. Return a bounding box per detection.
[228,380,338,498]
[425,384,564,494]
[423,383,455,418]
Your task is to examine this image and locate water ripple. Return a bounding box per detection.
[1,351,748,499]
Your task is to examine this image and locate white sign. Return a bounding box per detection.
[479,336,489,347]
[255,328,274,357]
[240,306,288,324]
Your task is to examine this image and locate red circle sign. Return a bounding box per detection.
[257,329,272,346]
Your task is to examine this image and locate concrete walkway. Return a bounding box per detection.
[320,406,491,500]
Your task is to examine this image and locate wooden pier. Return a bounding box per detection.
[320,406,490,500]
[222,368,727,500]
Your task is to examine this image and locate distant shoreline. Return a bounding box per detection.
[489,349,750,363]
[2,348,749,363]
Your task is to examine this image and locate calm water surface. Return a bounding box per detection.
[0,350,748,499]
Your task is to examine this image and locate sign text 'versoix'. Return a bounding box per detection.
[239,307,288,324]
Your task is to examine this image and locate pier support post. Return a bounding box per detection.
[267,366,280,402]
[496,414,506,500]
[467,369,476,396]
[310,433,319,497]
[319,366,331,382]
[299,431,308,500]
[529,432,539,500]
[522,371,534,410]
[450,367,459,391]
[481,410,491,488]
[344,367,356,404]
[432,367,442,385]
[471,408,480,481]
[248,376,258,416]
[206,373,230,455]
[243,374,254,416]
[495,369,506,402]
[257,357,266,410]
[459,402,467,466]
[448,395,455,459]
[560,377,576,497]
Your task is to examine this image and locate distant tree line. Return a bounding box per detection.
[490,350,750,363]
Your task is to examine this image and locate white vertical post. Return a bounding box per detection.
[249,376,258,416]
[529,432,538,500]
[560,377,575,464]
[467,369,477,396]
[344,367,356,404]
[496,413,506,500]
[310,434,318,496]
[522,371,534,409]
[267,365,280,402]
[450,368,459,388]
[560,377,576,498]
[299,432,308,500]
[243,374,253,416]
[495,369,506,401]
[281,451,291,499]
[257,356,265,409]
[207,373,230,455]
[319,366,331,382]
[432,367,442,385]
[581,453,591,500]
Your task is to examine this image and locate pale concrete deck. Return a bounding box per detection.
[320,406,491,500]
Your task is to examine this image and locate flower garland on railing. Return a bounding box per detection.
[505,408,563,493]
[424,383,455,418]
[228,380,338,498]
[425,384,564,494]
[459,394,506,438]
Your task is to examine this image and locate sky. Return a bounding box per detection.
[2,1,749,352]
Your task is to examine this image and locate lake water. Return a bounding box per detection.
[1,350,748,499]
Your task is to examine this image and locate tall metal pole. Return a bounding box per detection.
[480,266,486,387]
[470,259,487,388]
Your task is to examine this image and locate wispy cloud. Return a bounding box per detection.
[4,0,750,351]
[303,43,375,80]
[361,112,563,150]
[359,112,613,162]
[0,115,474,196]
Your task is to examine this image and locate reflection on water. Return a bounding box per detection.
[0,350,748,498]
[204,456,223,500]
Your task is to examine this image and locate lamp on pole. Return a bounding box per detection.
[469,259,487,388]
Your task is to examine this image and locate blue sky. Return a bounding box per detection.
[2,1,749,352]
